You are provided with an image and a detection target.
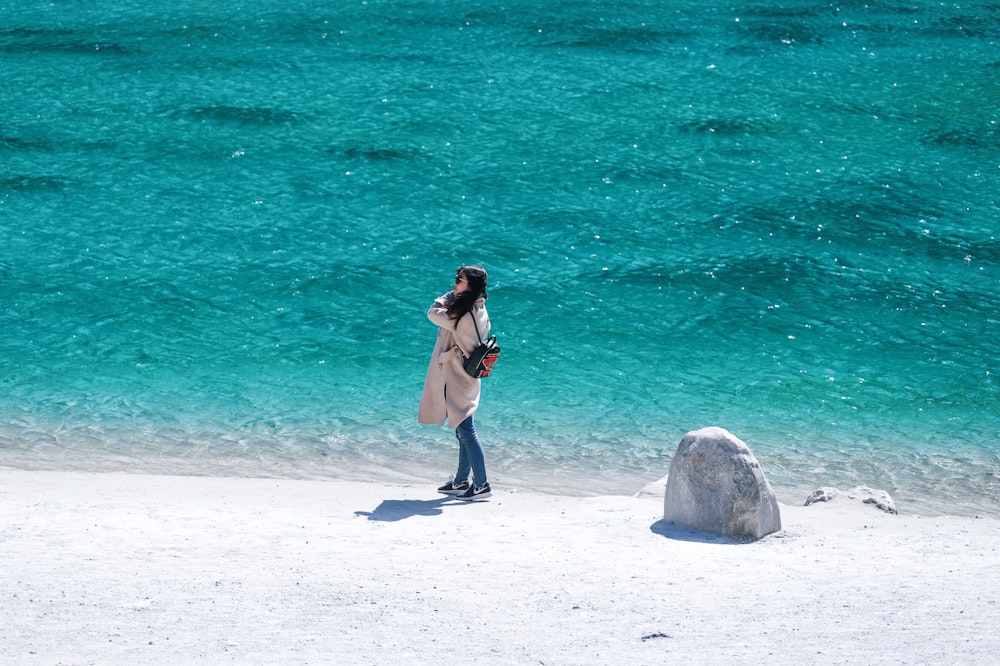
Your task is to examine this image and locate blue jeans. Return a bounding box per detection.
[454,415,488,487]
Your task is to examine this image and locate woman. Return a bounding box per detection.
[418,265,492,500]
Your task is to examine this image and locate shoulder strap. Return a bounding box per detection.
[467,310,484,346]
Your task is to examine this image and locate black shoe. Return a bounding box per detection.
[457,482,492,501]
[438,479,470,495]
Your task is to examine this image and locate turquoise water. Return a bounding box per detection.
[2,0,998,516]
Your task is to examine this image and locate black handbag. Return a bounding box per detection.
[463,313,500,378]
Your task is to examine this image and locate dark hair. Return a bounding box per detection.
[446,265,488,328]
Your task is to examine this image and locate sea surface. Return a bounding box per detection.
[2,0,998,516]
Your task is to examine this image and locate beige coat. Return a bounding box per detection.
[418,293,490,428]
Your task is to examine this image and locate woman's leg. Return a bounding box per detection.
[453,427,471,484]
[455,415,488,487]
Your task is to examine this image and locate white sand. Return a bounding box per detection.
[1,469,998,665]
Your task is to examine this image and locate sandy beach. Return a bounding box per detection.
[1,468,997,665]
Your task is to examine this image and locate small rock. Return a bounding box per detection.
[804,487,840,505]
[803,485,897,514]
[857,486,897,514]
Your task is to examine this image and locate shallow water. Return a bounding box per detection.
[2,0,998,516]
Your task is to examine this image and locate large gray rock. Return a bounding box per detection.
[663,427,781,539]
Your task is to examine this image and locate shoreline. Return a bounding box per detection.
[1,455,996,520]
[2,468,999,664]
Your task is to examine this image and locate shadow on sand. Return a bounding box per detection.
[355,496,464,522]
[649,520,752,545]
